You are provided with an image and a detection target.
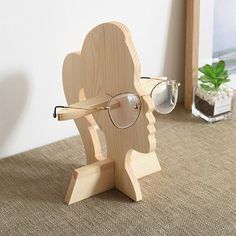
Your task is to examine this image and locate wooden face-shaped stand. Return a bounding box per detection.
[58,22,161,204]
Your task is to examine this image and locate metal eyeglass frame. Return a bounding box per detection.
[53,77,180,129]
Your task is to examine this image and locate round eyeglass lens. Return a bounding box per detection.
[151,80,178,114]
[108,93,141,129]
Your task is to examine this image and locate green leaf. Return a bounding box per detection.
[198,75,213,83]
[198,60,230,90]
[199,67,206,74]
[218,70,228,76]
[215,61,225,75]
[200,84,214,91]
[217,73,229,80]
[220,79,231,84]
[215,79,231,89]
[199,64,215,78]
[217,76,228,81]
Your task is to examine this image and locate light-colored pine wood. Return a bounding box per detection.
[131,151,161,179]
[62,53,104,164]
[62,22,161,204]
[185,0,200,110]
[57,94,110,121]
[65,158,115,205]
[140,77,167,95]
[65,151,161,205]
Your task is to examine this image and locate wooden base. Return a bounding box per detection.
[131,151,161,179]
[65,158,115,205]
[65,152,161,205]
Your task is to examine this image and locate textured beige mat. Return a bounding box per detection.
[0,106,236,236]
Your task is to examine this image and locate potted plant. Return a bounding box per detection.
[192,60,234,123]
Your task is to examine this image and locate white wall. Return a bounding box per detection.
[0,0,186,159]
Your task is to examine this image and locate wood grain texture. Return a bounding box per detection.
[65,159,115,205]
[140,77,167,95]
[185,0,200,110]
[62,22,161,203]
[131,151,161,179]
[62,52,104,164]
[57,94,110,121]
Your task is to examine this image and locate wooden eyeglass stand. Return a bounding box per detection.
[57,22,163,205]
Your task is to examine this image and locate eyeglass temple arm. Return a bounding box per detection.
[53,94,114,121]
[53,105,108,118]
[141,76,180,85]
[141,76,164,81]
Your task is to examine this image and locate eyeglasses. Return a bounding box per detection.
[53,78,180,129]
[147,78,180,114]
